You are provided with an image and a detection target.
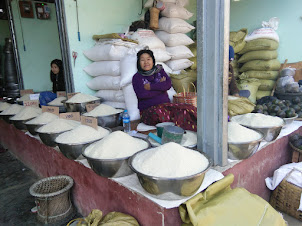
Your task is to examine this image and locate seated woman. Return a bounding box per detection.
[132,49,197,131]
[39,59,66,106]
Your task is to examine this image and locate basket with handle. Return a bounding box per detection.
[269,168,302,221]
[173,83,197,107]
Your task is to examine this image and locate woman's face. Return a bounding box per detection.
[51,64,60,75]
[139,53,154,71]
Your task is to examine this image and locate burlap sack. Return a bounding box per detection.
[238,50,278,63]
[238,39,279,55]
[239,59,281,72]
[239,71,279,80]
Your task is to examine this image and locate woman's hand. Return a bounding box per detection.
[144,83,151,90]
[160,76,166,82]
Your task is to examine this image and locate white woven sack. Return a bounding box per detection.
[167,86,176,102]
[86,76,121,91]
[83,61,120,77]
[95,90,124,102]
[166,45,194,60]
[103,101,126,109]
[166,59,193,71]
[245,27,279,43]
[161,3,193,20]
[120,52,137,88]
[152,48,172,62]
[156,62,173,74]
[83,43,129,61]
[155,31,194,47]
[158,17,195,34]
[131,29,165,49]
[122,84,140,121]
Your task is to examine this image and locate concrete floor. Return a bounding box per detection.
[1,149,301,226]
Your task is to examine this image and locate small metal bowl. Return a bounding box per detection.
[82,138,151,178]
[93,110,123,128]
[129,149,212,200]
[64,98,102,113]
[10,118,34,130]
[228,131,264,160]
[25,123,45,136]
[244,120,285,142]
[47,104,66,113]
[57,139,101,160]
[283,114,298,127]
[36,129,72,147]
[2,114,15,123]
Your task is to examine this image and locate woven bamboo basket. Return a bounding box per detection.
[173,83,197,107]
[270,168,302,221]
[289,141,302,163]
[29,175,74,224]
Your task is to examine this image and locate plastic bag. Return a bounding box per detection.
[39,91,57,106]
[276,76,295,92]
[228,96,255,116]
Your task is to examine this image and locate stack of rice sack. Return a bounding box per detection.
[83,39,138,109]
[155,2,195,72]
[237,19,281,102]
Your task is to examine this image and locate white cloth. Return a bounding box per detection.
[136,122,156,132]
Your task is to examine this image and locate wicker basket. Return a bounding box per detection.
[270,168,302,221]
[173,83,197,107]
[29,175,74,224]
[289,141,302,163]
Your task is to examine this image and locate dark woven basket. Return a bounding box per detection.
[270,169,302,221]
[29,175,74,224]
[289,141,302,154]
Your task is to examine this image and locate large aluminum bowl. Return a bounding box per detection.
[25,123,45,136]
[56,139,101,160]
[228,131,264,160]
[82,138,151,178]
[129,149,212,200]
[10,117,34,130]
[36,129,72,147]
[244,120,285,142]
[47,104,66,113]
[64,98,102,113]
[94,110,123,128]
[2,114,14,123]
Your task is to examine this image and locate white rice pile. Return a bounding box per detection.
[83,104,122,117]
[231,113,284,128]
[55,125,110,144]
[0,102,11,111]
[18,94,31,101]
[0,104,24,115]
[10,106,42,120]
[132,142,209,178]
[26,112,59,125]
[228,122,262,143]
[84,131,149,159]
[66,93,99,103]
[48,97,67,106]
[37,119,80,133]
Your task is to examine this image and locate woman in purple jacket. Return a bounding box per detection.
[132,49,197,131]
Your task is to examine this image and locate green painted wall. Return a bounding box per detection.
[230,0,302,63]
[11,1,61,92]
[63,0,152,94]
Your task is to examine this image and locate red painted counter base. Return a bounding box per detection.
[0,120,181,225]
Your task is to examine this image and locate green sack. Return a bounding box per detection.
[239,59,281,72]
[230,28,248,53]
[170,70,197,93]
[239,39,279,55]
[190,57,197,70]
[228,96,255,116]
[239,71,279,80]
[256,90,271,100]
[188,43,197,57]
[258,79,276,91]
[238,50,278,63]
[237,78,261,103]
[179,174,286,226]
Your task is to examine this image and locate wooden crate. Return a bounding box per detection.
[289,142,302,162]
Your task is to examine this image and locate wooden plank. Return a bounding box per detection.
[292,150,300,163]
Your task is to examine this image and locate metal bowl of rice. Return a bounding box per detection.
[25,123,46,136]
[94,110,123,128]
[36,129,72,147]
[64,98,103,113]
[128,148,212,200]
[10,117,35,130]
[82,138,151,178]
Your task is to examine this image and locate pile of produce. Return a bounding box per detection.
[253,97,301,118]
[289,134,302,150]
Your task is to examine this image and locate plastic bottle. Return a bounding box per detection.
[122,109,131,133]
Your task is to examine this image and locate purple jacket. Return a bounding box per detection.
[132,68,172,111]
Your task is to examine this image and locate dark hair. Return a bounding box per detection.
[50,59,65,92]
[50,59,63,72]
[136,49,155,71]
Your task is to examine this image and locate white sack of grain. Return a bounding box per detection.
[95,90,124,102]
[161,3,193,20]
[86,76,121,91]
[158,17,195,34]
[83,61,120,77]
[122,84,140,121]
[165,59,194,71]
[155,31,194,47]
[151,48,172,62]
[103,101,126,109]
[131,29,165,49]
[166,45,194,60]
